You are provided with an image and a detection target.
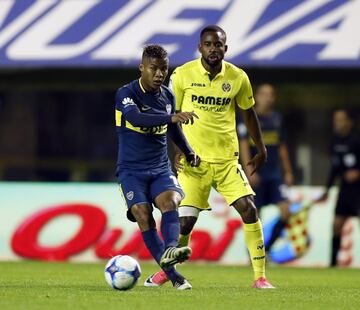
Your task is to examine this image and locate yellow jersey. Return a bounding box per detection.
[170,58,255,162]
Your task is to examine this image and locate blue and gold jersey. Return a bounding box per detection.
[115,79,175,171]
[238,111,284,180]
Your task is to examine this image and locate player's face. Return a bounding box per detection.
[255,84,275,110]
[139,56,169,91]
[199,31,227,68]
[333,110,353,135]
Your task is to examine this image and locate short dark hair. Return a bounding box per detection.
[333,108,355,121]
[142,44,168,60]
[255,83,275,93]
[200,25,227,42]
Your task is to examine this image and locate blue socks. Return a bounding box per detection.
[142,228,164,263]
[141,228,183,284]
[161,210,180,248]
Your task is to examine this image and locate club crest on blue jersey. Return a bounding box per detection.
[166,104,172,115]
[126,191,134,200]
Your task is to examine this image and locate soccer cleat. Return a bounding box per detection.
[252,277,275,289]
[144,271,169,287]
[173,278,192,290]
[159,246,192,268]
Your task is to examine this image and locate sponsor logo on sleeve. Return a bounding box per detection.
[122,97,135,106]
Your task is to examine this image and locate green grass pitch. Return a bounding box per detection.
[0,261,359,310]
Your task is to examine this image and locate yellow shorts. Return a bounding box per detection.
[178,159,255,210]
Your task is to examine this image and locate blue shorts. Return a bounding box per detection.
[118,167,184,222]
[254,178,285,209]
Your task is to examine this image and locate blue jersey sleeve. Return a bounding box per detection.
[115,86,173,127]
[115,87,138,114]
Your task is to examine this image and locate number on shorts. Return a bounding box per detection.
[236,166,246,181]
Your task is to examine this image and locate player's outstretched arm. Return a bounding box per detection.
[124,108,173,127]
[171,111,199,125]
[241,107,267,175]
[123,109,198,128]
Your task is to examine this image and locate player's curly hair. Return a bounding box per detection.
[200,25,227,42]
[142,44,168,60]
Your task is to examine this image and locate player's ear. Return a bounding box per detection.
[198,43,202,53]
[224,44,228,53]
[139,63,144,72]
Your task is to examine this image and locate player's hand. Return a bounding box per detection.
[344,169,360,183]
[284,172,294,186]
[171,111,199,125]
[316,192,328,203]
[174,153,184,172]
[249,172,261,187]
[247,151,267,176]
[185,152,201,167]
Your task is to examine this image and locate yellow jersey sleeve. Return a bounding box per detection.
[169,69,184,111]
[235,71,255,110]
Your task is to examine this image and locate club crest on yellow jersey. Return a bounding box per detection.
[222,82,231,92]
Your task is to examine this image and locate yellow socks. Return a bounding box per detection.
[244,220,266,280]
[178,233,191,247]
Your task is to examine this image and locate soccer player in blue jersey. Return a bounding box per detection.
[238,84,294,252]
[115,44,200,290]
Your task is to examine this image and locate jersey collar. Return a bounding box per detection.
[197,58,225,79]
[138,78,147,93]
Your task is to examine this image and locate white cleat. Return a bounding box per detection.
[173,279,192,290]
[159,246,192,268]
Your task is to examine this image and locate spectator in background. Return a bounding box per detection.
[320,108,360,267]
[238,83,294,252]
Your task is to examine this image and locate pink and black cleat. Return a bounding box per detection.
[144,270,170,287]
[252,277,275,289]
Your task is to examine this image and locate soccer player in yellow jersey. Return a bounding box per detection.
[144,25,274,289]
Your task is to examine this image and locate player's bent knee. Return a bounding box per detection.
[155,190,182,212]
[233,196,258,224]
[159,199,178,213]
[131,204,155,231]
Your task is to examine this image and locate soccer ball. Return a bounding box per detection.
[104,255,141,290]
